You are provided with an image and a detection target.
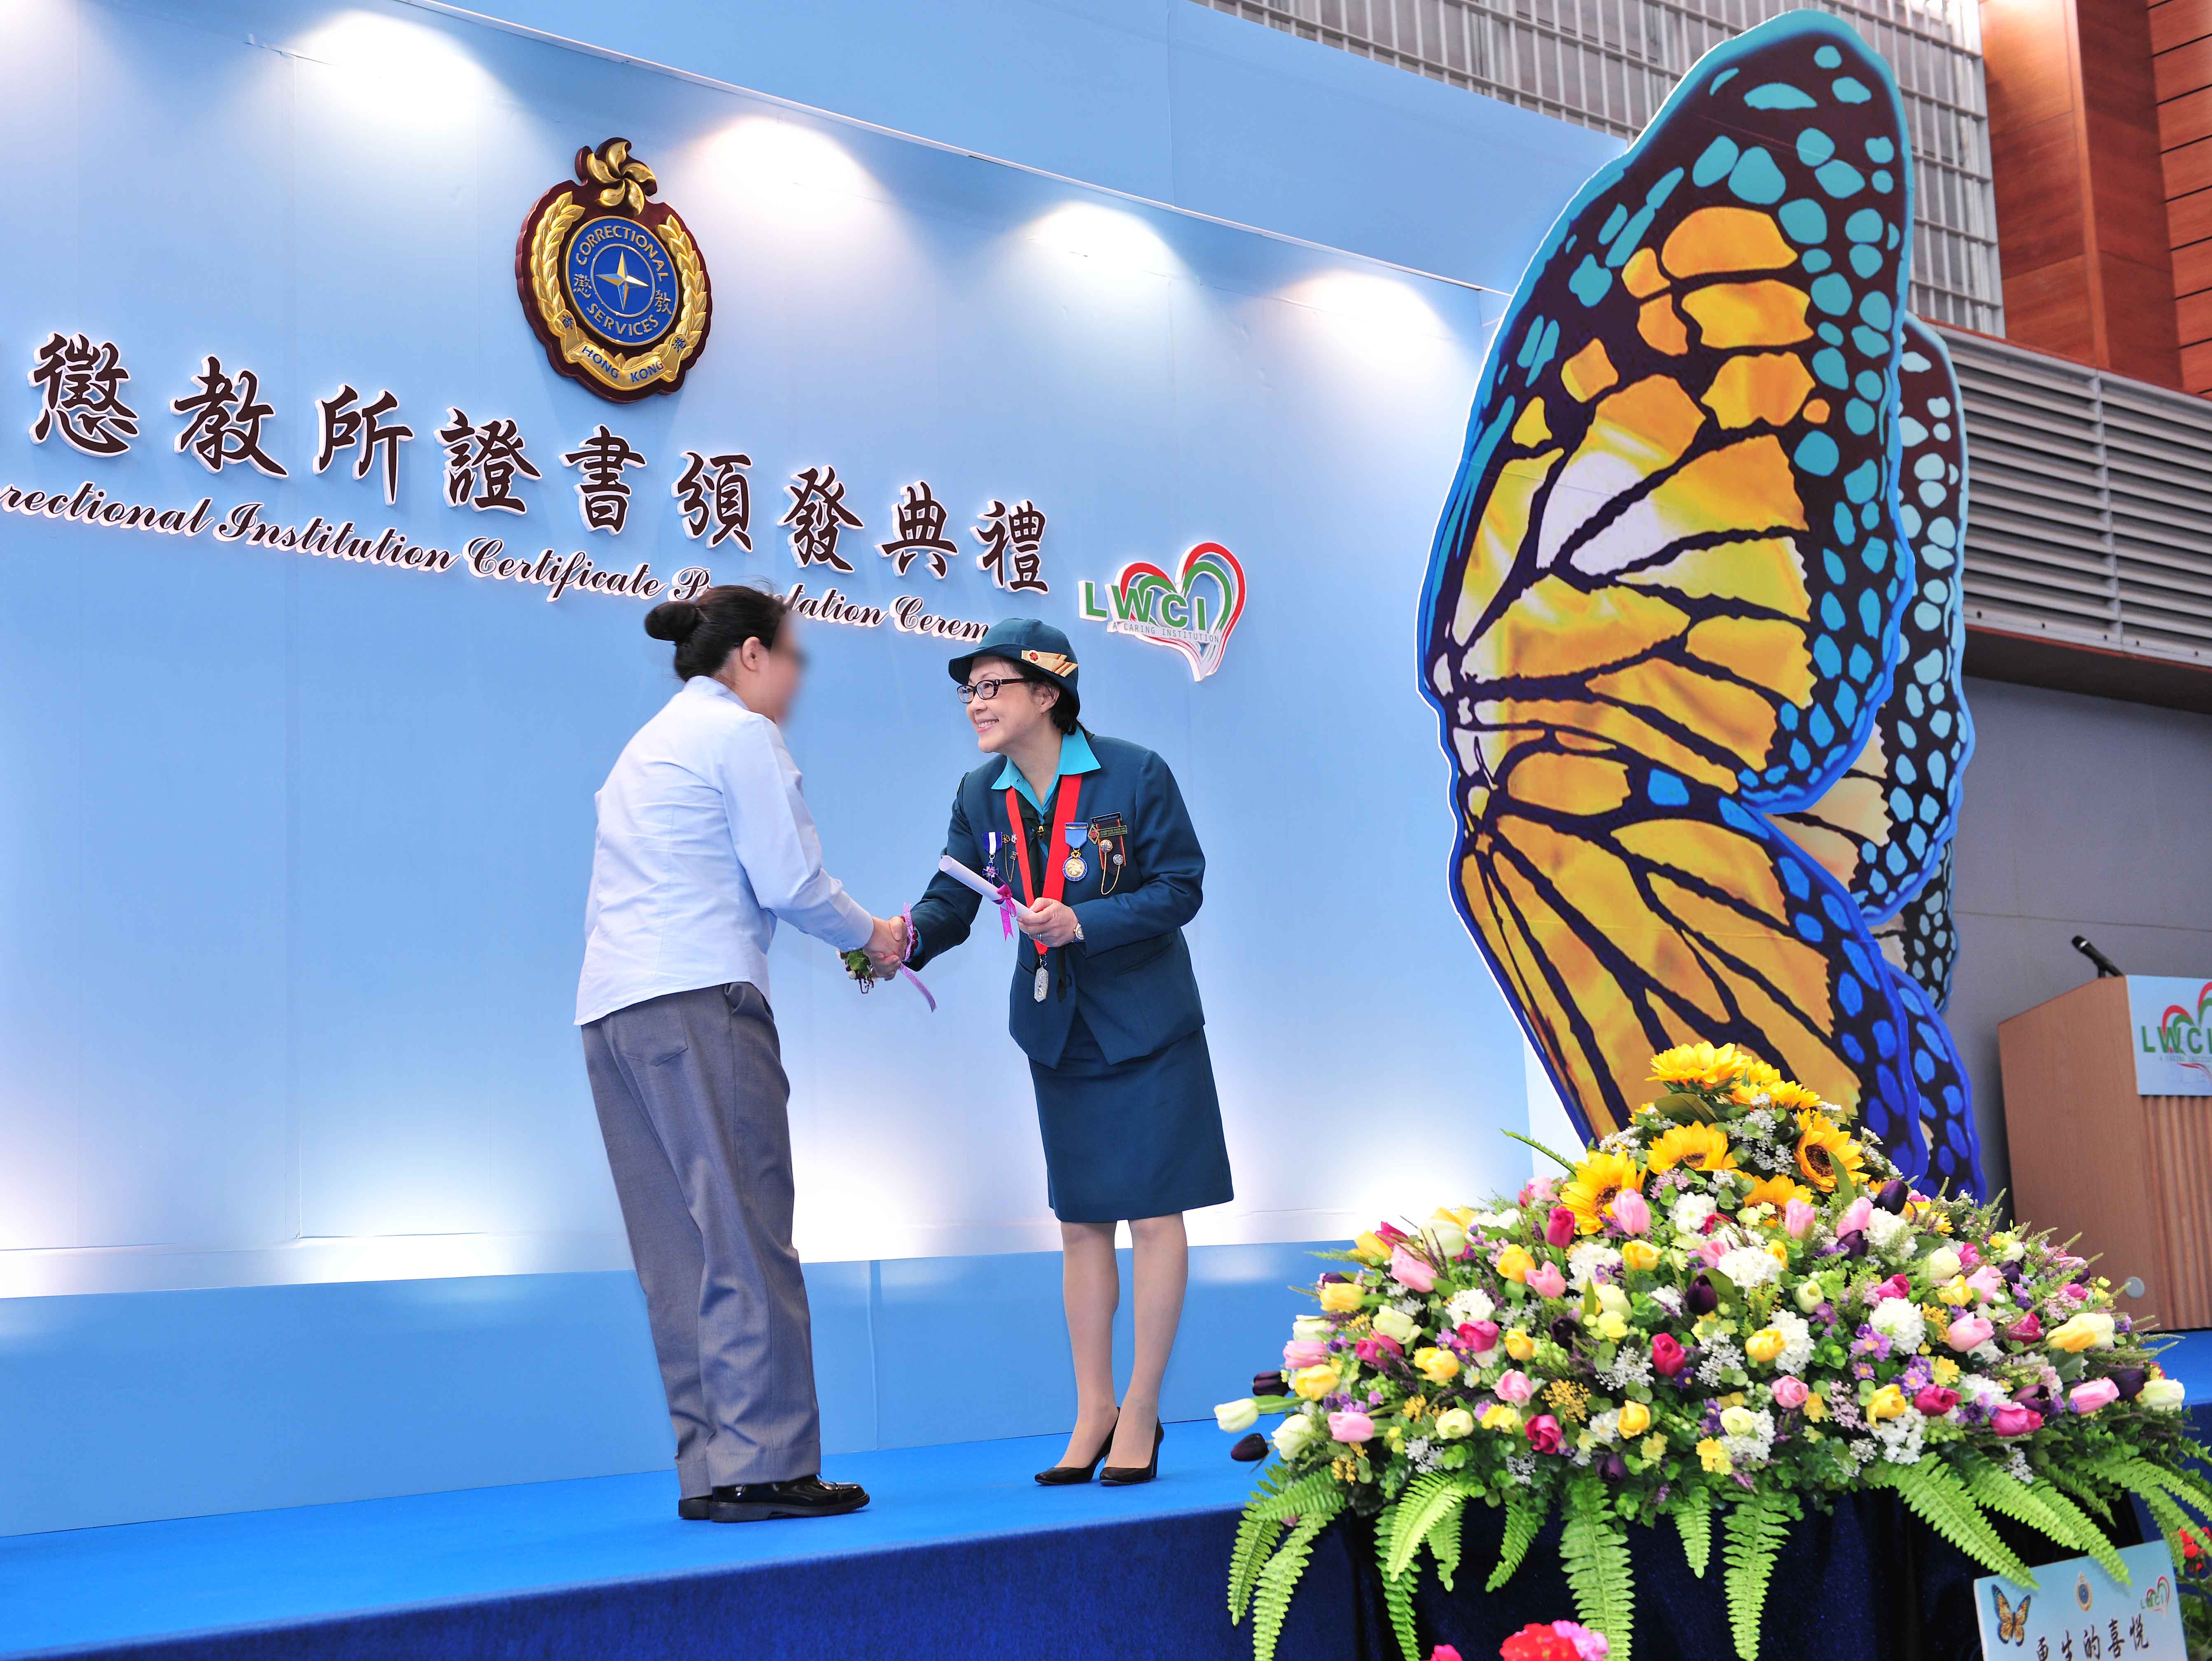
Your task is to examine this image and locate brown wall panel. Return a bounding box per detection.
[2171,186,2212,245]
[2162,84,2212,148]
[2184,337,2212,389]
[2167,133,2212,196]
[2151,0,2212,56]
[2178,237,2212,295]
[2177,285,2212,339]
[2155,33,2212,101]
[2104,251,2189,378]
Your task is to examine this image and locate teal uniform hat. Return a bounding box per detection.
[949,617,1080,718]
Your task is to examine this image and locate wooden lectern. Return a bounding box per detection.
[1999,976,2212,1331]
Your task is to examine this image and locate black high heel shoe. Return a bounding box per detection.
[1035,1415,1118,1485]
[1099,1418,1164,1486]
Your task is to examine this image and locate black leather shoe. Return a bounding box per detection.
[677,1495,712,1521]
[1036,1415,1118,1485]
[707,1474,870,1522]
[1099,1419,1164,1486]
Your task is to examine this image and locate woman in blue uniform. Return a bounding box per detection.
[900,618,1233,1487]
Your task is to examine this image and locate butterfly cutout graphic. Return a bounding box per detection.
[1416,11,1982,1190]
[1992,1586,2032,1644]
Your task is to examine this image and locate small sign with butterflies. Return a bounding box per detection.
[1975,1542,2183,1659]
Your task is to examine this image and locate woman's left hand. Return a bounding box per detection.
[1019,897,1082,948]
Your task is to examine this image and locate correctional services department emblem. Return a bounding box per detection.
[514,138,712,402]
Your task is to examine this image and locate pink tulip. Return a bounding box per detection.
[1526,1413,1563,1455]
[1946,1315,1994,1352]
[1328,1408,1376,1443]
[1521,1177,1559,1207]
[1990,1403,2043,1437]
[1783,1198,1817,1238]
[1839,1196,1873,1235]
[1546,1207,1578,1247]
[1390,1245,1436,1294]
[1957,1244,1982,1269]
[1609,1190,1651,1235]
[1871,1274,1910,1303]
[1457,1320,1501,1353]
[1651,1333,1688,1377]
[1354,1336,1403,1365]
[2005,1313,2042,1343]
[1965,1266,2006,1302]
[1914,1385,1959,1416]
[1283,1340,1329,1369]
[1527,1263,1567,1299]
[1375,1222,1410,1245]
[1772,1376,1811,1409]
[1696,1237,1731,1268]
[2069,1378,2120,1415]
[2063,1282,2090,1302]
[1496,1369,1535,1404]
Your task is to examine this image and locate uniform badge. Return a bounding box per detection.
[516,138,713,402]
[1062,822,1088,884]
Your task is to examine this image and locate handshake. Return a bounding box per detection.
[864,914,909,975]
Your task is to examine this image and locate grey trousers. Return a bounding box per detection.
[582,982,820,1492]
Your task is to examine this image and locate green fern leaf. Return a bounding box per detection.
[1380,1559,1420,1661]
[2116,1457,2212,1526]
[1430,1499,1466,1592]
[1487,1488,1548,1592]
[1959,1457,2127,1585]
[2042,1462,2116,1525]
[1252,1511,1330,1661]
[1672,1488,1713,1579]
[1228,1506,1280,1622]
[1561,1481,1636,1661]
[1386,1474,1475,1579]
[1866,1461,2036,1588]
[1721,1490,1795,1661]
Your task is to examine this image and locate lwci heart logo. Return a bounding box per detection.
[1076,542,1246,682]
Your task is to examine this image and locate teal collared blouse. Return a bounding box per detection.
[993,729,1101,815]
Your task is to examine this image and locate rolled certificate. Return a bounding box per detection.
[938,853,1041,923]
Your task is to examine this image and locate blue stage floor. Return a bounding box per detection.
[0,1421,1284,1659]
[7,1336,2206,1661]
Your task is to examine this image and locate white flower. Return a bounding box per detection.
[1373,1307,1420,1345]
[1428,1220,1468,1259]
[2142,1378,2187,1410]
[2001,1239,2027,1263]
[1767,1310,1814,1374]
[1868,1298,1925,1352]
[1718,1245,1781,1289]
[1956,1373,2007,1411]
[1795,1280,1827,1314]
[1273,1409,1323,1458]
[1873,1408,1927,1464]
[1671,1194,1716,1236]
[1651,1287,1685,1317]
[1588,1408,1621,1444]
[1446,1287,1496,1328]
[1864,1207,1914,1256]
[1292,1316,1332,1343]
[1567,1241,1621,1290]
[1215,1398,1260,1432]
[1720,1406,1777,1467]
[1924,1246,1962,1282]
[1594,1281,1630,1317]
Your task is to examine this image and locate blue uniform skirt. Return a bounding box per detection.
[1029,1013,1235,1224]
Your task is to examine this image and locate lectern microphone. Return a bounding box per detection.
[2071,935,2125,979]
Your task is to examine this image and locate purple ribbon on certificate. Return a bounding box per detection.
[996,884,1018,940]
[897,904,936,1011]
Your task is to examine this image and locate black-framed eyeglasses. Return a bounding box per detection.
[956,677,1019,704]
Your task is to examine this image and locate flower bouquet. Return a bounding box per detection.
[1220,1044,2210,1661]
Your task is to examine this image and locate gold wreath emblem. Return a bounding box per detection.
[521,138,711,400]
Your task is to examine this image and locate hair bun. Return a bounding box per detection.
[644,599,703,643]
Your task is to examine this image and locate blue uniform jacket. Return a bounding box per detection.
[907,732,1206,1069]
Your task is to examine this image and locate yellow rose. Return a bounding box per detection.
[1803,1391,1827,1422]
[1433,1406,1476,1440]
[1495,1245,1536,1284]
[1768,1241,1789,1265]
[1504,1328,1537,1361]
[1413,1346,1461,1385]
[1621,1240,1662,1273]
[1318,1280,1364,1315]
[1745,1326,1787,1365]
[1720,1405,1758,1437]
[1480,1404,1522,1434]
[1866,1384,1908,1421]
[1291,1364,1340,1401]
[2048,1313,2114,1353]
[1353,1232,1392,1265]
[1617,1400,1652,1438]
[1936,1276,1974,1308]
[1595,1310,1630,1342]
[1697,1437,1733,1474]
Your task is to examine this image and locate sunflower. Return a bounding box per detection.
[1649,1042,1759,1090]
[1559,1151,1645,1235]
[1647,1122,1738,1174]
[1765,1080,1824,1111]
[1793,1111,1867,1192]
[1727,1060,1786,1103]
[1740,1174,1812,1214]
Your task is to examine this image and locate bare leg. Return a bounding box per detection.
[1107,1213,1188,1468]
[1056,1219,1120,1467]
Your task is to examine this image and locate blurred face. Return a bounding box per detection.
[723,619,809,723]
[960,655,1058,754]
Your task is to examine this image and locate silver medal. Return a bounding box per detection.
[1033,964,1049,1002]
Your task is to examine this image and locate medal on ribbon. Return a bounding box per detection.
[1062,822,1088,884]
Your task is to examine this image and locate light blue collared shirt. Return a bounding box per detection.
[994,728,1100,816]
